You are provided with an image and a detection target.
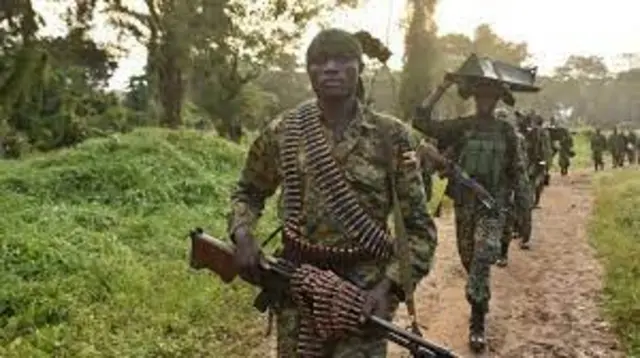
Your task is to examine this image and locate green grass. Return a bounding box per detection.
[590,169,640,356]
[0,128,281,357]
[569,129,593,169]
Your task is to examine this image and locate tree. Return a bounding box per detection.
[554,55,609,80]
[107,0,358,137]
[398,0,439,120]
[472,24,529,65]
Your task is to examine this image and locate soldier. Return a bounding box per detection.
[227,29,437,358]
[625,129,637,164]
[556,126,575,176]
[414,72,531,352]
[496,109,533,266]
[636,133,640,165]
[609,127,626,168]
[548,116,561,160]
[590,128,607,171]
[525,114,552,207]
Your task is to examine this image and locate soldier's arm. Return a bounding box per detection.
[227,119,282,237]
[385,126,438,295]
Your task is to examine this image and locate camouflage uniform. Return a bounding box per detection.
[556,127,575,176]
[498,129,533,264]
[590,129,607,171]
[625,130,637,164]
[636,135,640,165]
[228,29,437,358]
[413,114,531,312]
[522,116,551,207]
[609,128,626,167]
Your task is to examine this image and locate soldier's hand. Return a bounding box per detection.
[442,74,455,87]
[360,278,392,323]
[232,227,262,285]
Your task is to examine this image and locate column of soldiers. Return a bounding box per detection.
[591,127,639,170]
[226,28,563,358]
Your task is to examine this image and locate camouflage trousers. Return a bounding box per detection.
[454,204,504,311]
[592,151,604,170]
[275,295,398,357]
[501,204,516,252]
[559,153,571,169]
[626,149,636,164]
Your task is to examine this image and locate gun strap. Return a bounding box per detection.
[279,100,393,262]
[385,130,422,337]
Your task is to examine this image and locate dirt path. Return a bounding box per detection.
[250,170,622,357]
[390,171,622,357]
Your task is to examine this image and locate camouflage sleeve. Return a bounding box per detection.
[412,116,472,150]
[507,125,532,214]
[385,125,438,293]
[542,132,553,163]
[408,128,434,201]
[226,119,282,237]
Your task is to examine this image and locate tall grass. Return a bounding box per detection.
[590,170,640,356]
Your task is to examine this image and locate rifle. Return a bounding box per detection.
[416,139,500,214]
[188,228,459,358]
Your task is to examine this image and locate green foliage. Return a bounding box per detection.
[0,128,281,356]
[107,0,358,133]
[590,170,640,356]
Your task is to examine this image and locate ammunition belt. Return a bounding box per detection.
[281,234,369,269]
[290,264,366,357]
[279,101,393,264]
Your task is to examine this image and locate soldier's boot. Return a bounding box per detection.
[496,241,509,267]
[520,239,531,250]
[534,188,542,209]
[468,304,487,352]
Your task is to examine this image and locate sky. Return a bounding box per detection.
[33,0,640,90]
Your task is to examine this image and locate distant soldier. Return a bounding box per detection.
[608,127,626,167]
[548,116,561,160]
[637,134,640,165]
[624,130,637,164]
[525,114,552,207]
[556,126,575,176]
[590,128,607,171]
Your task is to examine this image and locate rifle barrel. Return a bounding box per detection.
[369,316,457,358]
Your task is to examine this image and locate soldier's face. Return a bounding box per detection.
[307,55,360,99]
[473,84,501,114]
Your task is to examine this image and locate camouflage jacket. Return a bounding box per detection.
[413,114,531,214]
[608,133,626,153]
[590,133,607,152]
[228,102,437,291]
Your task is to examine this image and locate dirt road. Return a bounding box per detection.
[390,171,622,357]
[251,171,623,357]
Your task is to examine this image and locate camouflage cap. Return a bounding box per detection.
[306,28,363,64]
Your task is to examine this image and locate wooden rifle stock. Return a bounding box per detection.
[188,228,459,358]
[188,227,239,283]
